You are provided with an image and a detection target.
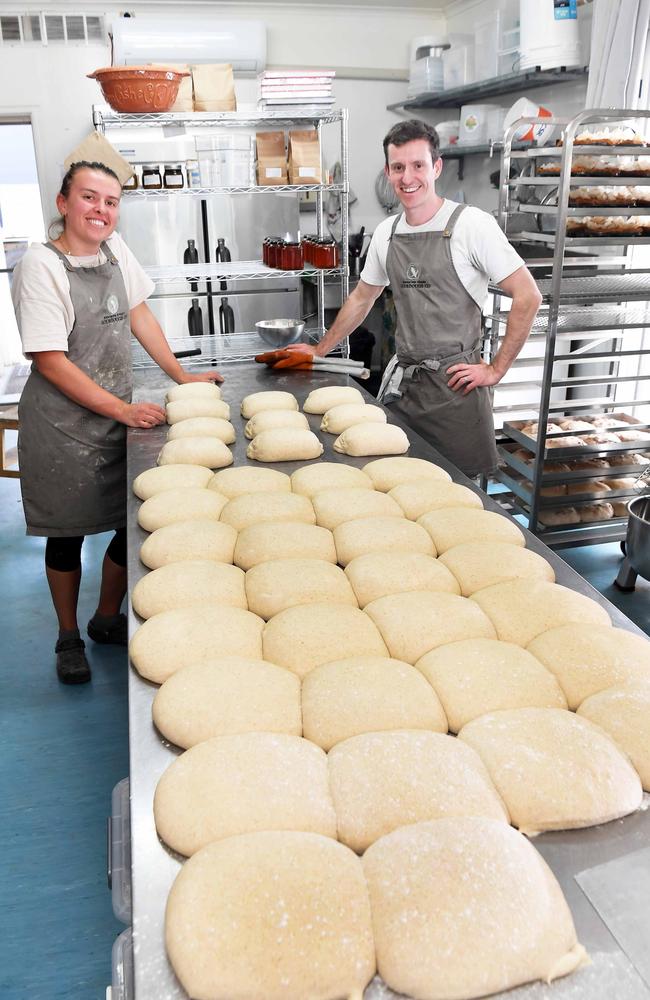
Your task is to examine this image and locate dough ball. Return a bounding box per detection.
[362,817,587,1000]
[129,605,264,684]
[157,437,233,470]
[302,656,447,751]
[364,592,496,664]
[303,384,364,414]
[245,558,358,620]
[140,520,236,570]
[578,683,650,789]
[459,707,642,834]
[247,428,323,462]
[470,579,611,648]
[240,390,299,418]
[166,398,230,424]
[439,541,555,596]
[165,382,222,403]
[263,603,388,678]
[527,623,650,708]
[389,480,483,520]
[329,731,508,852]
[234,522,336,571]
[311,486,404,530]
[344,551,460,607]
[320,403,386,434]
[290,461,373,497]
[137,487,227,532]
[132,464,212,500]
[167,416,236,444]
[131,560,246,620]
[333,423,409,457]
[165,831,375,1000]
[244,409,309,439]
[220,491,315,532]
[208,465,290,499]
[154,733,337,856]
[334,516,435,566]
[362,456,451,491]
[152,657,302,749]
[416,638,567,733]
[418,508,525,554]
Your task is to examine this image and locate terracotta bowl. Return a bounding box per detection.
[88,66,189,114]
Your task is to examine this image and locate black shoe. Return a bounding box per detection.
[55,636,91,685]
[87,612,128,646]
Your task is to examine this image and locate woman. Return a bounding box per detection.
[12,160,222,684]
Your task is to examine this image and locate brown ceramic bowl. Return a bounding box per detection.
[88,66,189,114]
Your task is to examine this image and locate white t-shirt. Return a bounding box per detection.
[361,200,524,308]
[12,231,155,356]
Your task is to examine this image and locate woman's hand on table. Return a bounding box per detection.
[120,401,167,428]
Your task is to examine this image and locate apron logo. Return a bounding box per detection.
[106,294,119,315]
[406,264,419,280]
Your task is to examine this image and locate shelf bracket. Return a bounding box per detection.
[457,155,465,182]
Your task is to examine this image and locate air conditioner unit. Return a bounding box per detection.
[111,17,266,76]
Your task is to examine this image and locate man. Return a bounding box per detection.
[289,119,542,477]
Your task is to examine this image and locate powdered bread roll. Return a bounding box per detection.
[416,638,567,732]
[558,418,594,432]
[389,480,482,519]
[522,478,567,497]
[165,832,375,1000]
[609,451,646,466]
[234,522,336,571]
[303,384,364,414]
[333,423,409,457]
[362,818,587,1000]
[157,437,233,470]
[166,398,230,423]
[165,382,222,403]
[439,541,555,596]
[578,683,650,789]
[545,435,584,449]
[301,656,447,751]
[153,657,302,749]
[618,428,650,442]
[220,492,315,532]
[604,477,636,489]
[459,708,642,834]
[521,421,564,437]
[132,464,212,500]
[209,465,290,499]
[538,506,580,526]
[362,456,451,491]
[344,551,459,607]
[566,480,610,494]
[240,390,298,418]
[154,734,337,856]
[167,416,235,444]
[611,500,630,517]
[290,462,373,497]
[247,428,323,462]
[580,501,614,521]
[418,508,525,554]
[311,487,404,530]
[245,559,357,620]
[320,403,386,433]
[140,520,236,570]
[137,487,228,532]
[131,560,246,620]
[333,516,435,566]
[244,409,309,439]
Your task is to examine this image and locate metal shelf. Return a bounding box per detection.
[511,143,650,158]
[125,183,345,197]
[494,304,650,334]
[510,175,650,186]
[386,67,587,111]
[143,261,343,284]
[519,204,650,215]
[93,105,344,130]
[131,330,324,368]
[518,232,650,247]
[495,271,650,303]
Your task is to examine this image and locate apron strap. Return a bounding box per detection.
[387,213,402,241]
[441,203,467,239]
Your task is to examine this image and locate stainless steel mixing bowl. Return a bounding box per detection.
[255,318,305,348]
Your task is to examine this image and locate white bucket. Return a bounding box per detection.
[504,97,555,146]
[519,0,582,71]
[458,103,500,146]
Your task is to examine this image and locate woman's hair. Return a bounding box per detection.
[48,160,121,240]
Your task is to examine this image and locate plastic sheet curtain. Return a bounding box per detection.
[586,0,650,109]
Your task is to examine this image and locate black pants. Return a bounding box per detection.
[45,528,127,572]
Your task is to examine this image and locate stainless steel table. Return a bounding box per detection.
[126,363,650,1000]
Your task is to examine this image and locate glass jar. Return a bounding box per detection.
[268,239,284,269]
[186,159,201,189]
[313,239,339,268]
[163,164,185,189]
[280,241,304,270]
[122,169,138,190]
[302,236,317,265]
[263,236,281,267]
[142,165,162,190]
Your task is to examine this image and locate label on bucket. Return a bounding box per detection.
[554,0,577,20]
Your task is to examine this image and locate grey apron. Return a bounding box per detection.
[18,241,133,537]
[378,205,498,477]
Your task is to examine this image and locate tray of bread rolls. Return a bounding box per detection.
[503,414,650,460]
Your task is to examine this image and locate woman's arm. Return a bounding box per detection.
[130,301,224,384]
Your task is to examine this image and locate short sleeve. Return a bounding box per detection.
[461,209,525,285]
[359,218,393,288]
[107,232,155,308]
[11,247,72,354]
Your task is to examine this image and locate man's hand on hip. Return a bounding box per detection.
[446,360,501,395]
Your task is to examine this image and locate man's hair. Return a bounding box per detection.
[383,120,440,166]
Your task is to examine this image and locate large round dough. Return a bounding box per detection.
[578,683,650,789]
[389,480,483,520]
[154,733,337,855]
[301,656,447,751]
[209,465,291,499]
[263,603,389,678]
[165,381,222,403]
[166,398,230,424]
[527,623,650,709]
[165,831,375,1000]
[362,818,587,1000]
[152,657,302,749]
[439,541,555,596]
[157,436,233,470]
[240,390,298,418]
[418,508,525,554]
[290,461,373,497]
[220,491,315,532]
[140,520,237,570]
[234,521,336,571]
[132,464,212,500]
[416,638,567,733]
[459,707,642,834]
[245,558,357,620]
[328,731,508,852]
[344,551,460,607]
[137,487,228,532]
[311,487,404,530]
[362,456,451,491]
[129,605,264,684]
[247,428,323,462]
[333,422,409,457]
[364,591,496,664]
[303,384,364,414]
[131,560,246,620]
[244,409,309,439]
[333,516,435,566]
[320,402,386,434]
[167,416,236,444]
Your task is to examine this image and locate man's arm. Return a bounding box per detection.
[130,301,223,384]
[286,279,385,358]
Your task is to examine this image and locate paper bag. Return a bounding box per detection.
[64,131,134,186]
[288,130,321,185]
[192,64,236,112]
[256,131,288,186]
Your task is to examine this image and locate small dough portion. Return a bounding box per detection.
[166,398,230,424]
[439,541,555,596]
[245,558,358,620]
[167,416,236,444]
[240,390,299,418]
[247,428,323,462]
[328,731,508,852]
[263,603,389,678]
[129,605,264,684]
[416,638,567,733]
[244,409,309,439]
[578,683,650,789]
[344,551,460,607]
[290,461,373,497]
[334,516,435,566]
[459,707,642,834]
[527,623,650,708]
[333,423,409,457]
[471,580,611,648]
[321,402,386,434]
[303,384,364,414]
[152,657,302,749]
[311,487,404,530]
[365,591,496,664]
[140,520,236,570]
[137,487,227,532]
[389,480,483,520]
[132,560,246,620]
[362,818,587,1000]
[154,733,337,855]
[132,464,212,500]
[165,831,376,1000]
[418,508,525,554]
[165,382,222,403]
[209,465,290,499]
[234,521,336,571]
[302,656,447,750]
[362,456,451,491]
[157,437,233,470]
[220,491,315,532]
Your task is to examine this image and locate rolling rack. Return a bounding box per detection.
[490,107,650,548]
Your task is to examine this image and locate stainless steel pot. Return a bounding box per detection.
[614,495,650,591]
